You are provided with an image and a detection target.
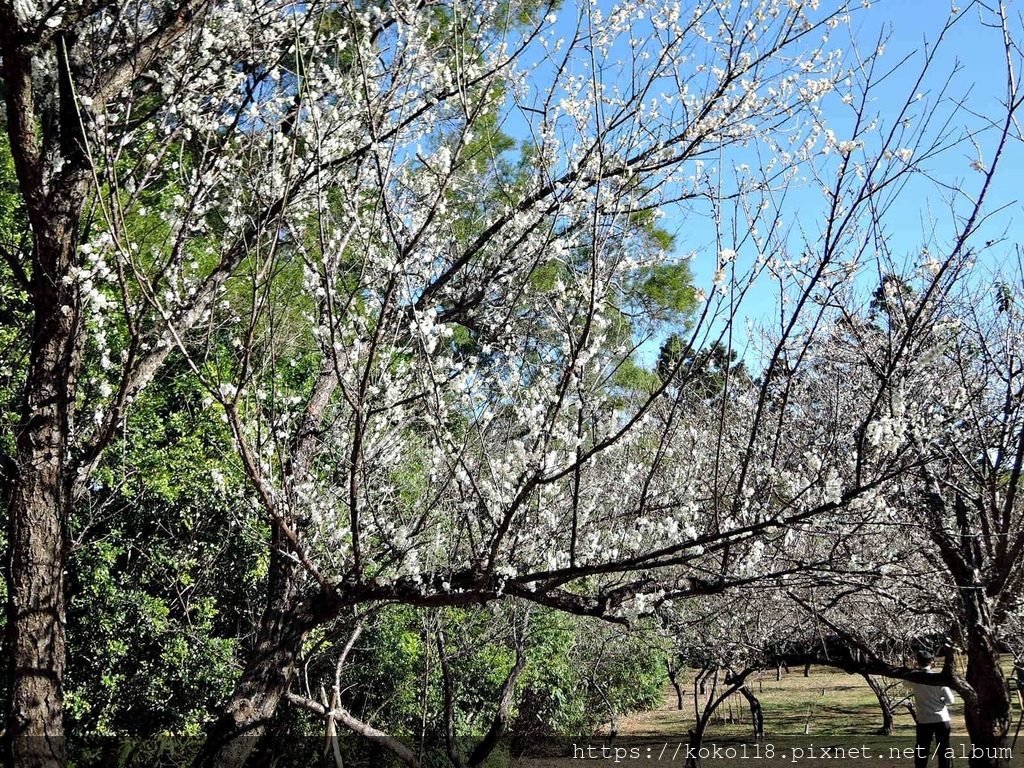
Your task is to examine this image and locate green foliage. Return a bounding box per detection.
[634,262,697,320]
[657,337,747,396]
[0,129,29,454]
[612,357,662,394]
[996,281,1015,314]
[509,613,665,752]
[65,360,263,765]
[282,605,664,765]
[656,334,687,383]
[0,129,27,253]
[0,5,685,760]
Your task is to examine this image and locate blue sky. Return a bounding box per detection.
[679,0,1023,362]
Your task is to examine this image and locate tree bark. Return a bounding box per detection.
[192,531,333,768]
[5,231,85,768]
[959,616,1011,768]
[7,407,73,768]
[2,21,91,767]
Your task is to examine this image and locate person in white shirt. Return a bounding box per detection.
[908,651,955,768]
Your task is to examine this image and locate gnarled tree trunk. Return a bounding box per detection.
[960,614,1011,768]
[192,533,333,768]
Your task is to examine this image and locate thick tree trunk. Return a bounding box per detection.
[5,264,82,768]
[1,9,96,765]
[3,83,88,768]
[6,443,71,768]
[960,620,1011,768]
[192,533,332,768]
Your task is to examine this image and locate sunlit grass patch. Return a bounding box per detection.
[514,665,1024,768]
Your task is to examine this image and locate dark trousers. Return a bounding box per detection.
[915,721,951,768]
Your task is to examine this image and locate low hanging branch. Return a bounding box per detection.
[286,692,423,768]
[286,624,423,768]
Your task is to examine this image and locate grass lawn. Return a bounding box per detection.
[513,665,1024,767]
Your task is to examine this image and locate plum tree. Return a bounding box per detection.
[3,1,1023,767]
